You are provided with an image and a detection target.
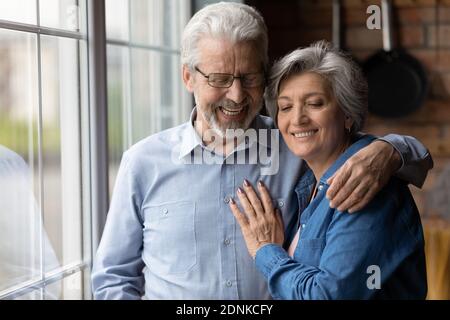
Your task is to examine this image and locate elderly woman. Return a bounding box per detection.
[229,41,427,299]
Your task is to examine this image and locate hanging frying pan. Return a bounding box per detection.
[363,0,428,118]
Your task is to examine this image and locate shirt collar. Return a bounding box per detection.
[178,108,204,160]
[178,107,274,160]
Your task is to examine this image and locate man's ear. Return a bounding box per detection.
[182,65,195,93]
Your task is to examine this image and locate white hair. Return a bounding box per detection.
[181,2,268,72]
[265,40,368,134]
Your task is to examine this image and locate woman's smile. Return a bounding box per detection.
[291,129,319,139]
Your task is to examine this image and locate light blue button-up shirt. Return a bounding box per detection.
[92,108,432,300]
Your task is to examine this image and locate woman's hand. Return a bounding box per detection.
[229,179,284,258]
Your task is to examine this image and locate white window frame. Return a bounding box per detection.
[0,0,192,300]
[0,0,91,300]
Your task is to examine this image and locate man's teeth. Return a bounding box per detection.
[293,130,317,138]
[220,106,244,116]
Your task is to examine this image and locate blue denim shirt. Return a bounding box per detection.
[255,135,427,300]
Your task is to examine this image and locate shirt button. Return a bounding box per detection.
[226,280,232,287]
[163,208,168,215]
[302,223,306,229]
[224,239,231,246]
[278,200,284,208]
[318,184,324,191]
[224,196,231,204]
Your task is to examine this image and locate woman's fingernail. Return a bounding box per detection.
[230,197,235,204]
[258,180,264,188]
[243,179,250,187]
[237,187,244,194]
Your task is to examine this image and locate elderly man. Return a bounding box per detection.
[92,2,432,299]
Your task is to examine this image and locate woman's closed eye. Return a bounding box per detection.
[279,105,292,112]
[306,100,324,108]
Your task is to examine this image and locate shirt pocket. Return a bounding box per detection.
[295,237,326,268]
[143,200,197,275]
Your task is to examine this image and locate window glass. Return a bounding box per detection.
[0,29,41,293]
[105,0,129,41]
[0,0,37,25]
[130,0,180,48]
[105,0,191,198]
[44,271,83,300]
[39,0,84,32]
[106,44,129,195]
[40,35,83,272]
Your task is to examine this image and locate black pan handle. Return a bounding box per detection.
[332,0,341,49]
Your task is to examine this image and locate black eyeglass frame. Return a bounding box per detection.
[194,66,265,88]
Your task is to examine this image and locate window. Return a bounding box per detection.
[0,0,191,300]
[105,0,191,195]
[0,0,89,300]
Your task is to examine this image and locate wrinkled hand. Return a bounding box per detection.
[326,140,402,213]
[229,180,284,258]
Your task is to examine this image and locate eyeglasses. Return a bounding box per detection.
[195,66,265,88]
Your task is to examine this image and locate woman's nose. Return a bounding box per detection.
[292,105,309,125]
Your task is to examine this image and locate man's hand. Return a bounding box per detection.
[326,140,402,213]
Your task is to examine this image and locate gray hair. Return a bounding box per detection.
[181,2,268,72]
[265,40,368,134]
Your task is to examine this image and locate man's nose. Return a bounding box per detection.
[226,78,246,104]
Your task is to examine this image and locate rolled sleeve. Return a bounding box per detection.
[378,134,433,188]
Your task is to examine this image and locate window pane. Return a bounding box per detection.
[13,288,43,300]
[107,44,130,196]
[0,29,41,292]
[39,0,86,33]
[44,271,83,299]
[0,0,37,25]
[105,1,191,223]
[9,269,82,299]
[40,35,83,272]
[130,0,180,48]
[130,50,187,143]
[105,0,129,41]
[130,48,157,142]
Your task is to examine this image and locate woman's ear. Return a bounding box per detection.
[182,65,195,93]
[345,116,354,132]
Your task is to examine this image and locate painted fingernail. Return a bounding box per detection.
[243,179,250,187]
[237,187,244,194]
[258,180,264,188]
[230,197,235,204]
